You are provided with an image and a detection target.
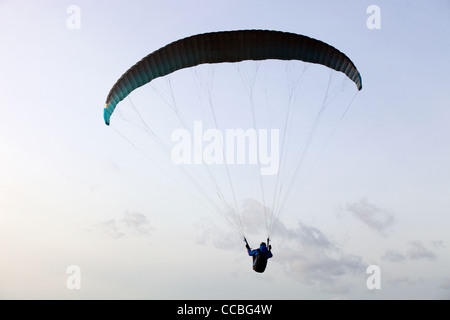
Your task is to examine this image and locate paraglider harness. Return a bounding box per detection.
[245,238,272,273]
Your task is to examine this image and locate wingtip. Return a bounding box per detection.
[104,103,112,126]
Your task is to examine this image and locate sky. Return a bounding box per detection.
[0,0,449,300]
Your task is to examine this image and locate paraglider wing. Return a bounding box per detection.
[104,29,362,125]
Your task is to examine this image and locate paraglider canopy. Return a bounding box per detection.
[104,29,362,126]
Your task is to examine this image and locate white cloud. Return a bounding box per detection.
[386,276,423,286]
[277,222,365,287]
[381,240,442,263]
[122,212,155,236]
[194,217,238,249]
[381,249,407,263]
[345,198,395,235]
[91,211,155,239]
[406,241,437,261]
[96,219,125,239]
[196,198,365,290]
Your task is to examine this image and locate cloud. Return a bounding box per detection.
[241,198,268,234]
[92,212,155,239]
[431,240,445,249]
[381,240,441,262]
[122,212,155,236]
[381,249,407,263]
[386,276,423,286]
[295,223,335,248]
[345,198,394,235]
[96,219,125,239]
[277,223,365,288]
[194,218,238,249]
[406,241,437,261]
[196,198,365,290]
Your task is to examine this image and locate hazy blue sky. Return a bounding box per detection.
[1,0,449,299]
